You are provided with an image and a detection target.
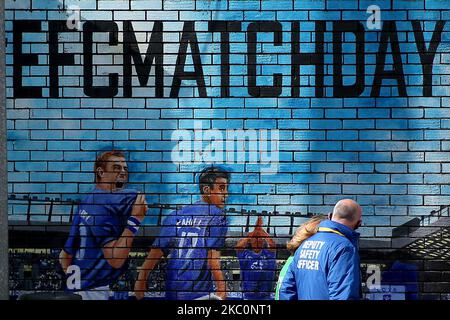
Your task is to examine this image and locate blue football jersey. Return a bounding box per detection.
[237,248,277,300]
[153,201,228,300]
[63,188,138,290]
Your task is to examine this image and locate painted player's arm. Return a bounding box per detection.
[258,228,277,251]
[59,249,72,273]
[252,226,276,252]
[264,237,277,252]
[235,234,253,252]
[253,216,276,251]
[134,248,164,300]
[102,193,147,269]
[208,249,227,300]
[59,214,80,273]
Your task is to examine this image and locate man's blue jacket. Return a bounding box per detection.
[278,220,361,300]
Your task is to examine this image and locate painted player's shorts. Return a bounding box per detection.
[195,293,223,300]
[75,285,111,300]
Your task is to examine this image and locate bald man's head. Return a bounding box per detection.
[331,199,362,230]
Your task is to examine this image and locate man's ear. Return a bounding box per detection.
[202,185,210,195]
[96,167,104,180]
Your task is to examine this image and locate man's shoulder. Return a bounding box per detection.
[91,188,138,206]
[79,189,136,218]
[177,202,224,215]
[327,238,357,261]
[323,233,355,252]
[301,232,353,252]
[241,248,254,257]
[237,249,256,262]
[262,248,277,258]
[112,188,139,201]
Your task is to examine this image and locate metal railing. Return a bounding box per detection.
[7,193,316,236]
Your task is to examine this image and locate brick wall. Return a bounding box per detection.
[5,0,450,299]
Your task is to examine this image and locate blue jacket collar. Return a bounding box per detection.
[318,220,360,247]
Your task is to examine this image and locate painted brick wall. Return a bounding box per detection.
[5,0,450,299]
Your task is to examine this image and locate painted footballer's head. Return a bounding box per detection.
[199,166,230,209]
[94,150,128,191]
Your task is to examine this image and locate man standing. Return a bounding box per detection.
[134,166,229,300]
[235,216,277,300]
[59,150,147,300]
[279,199,362,300]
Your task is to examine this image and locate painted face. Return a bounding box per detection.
[205,177,229,209]
[98,156,128,190]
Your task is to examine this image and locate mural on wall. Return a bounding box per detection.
[5,0,450,300]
